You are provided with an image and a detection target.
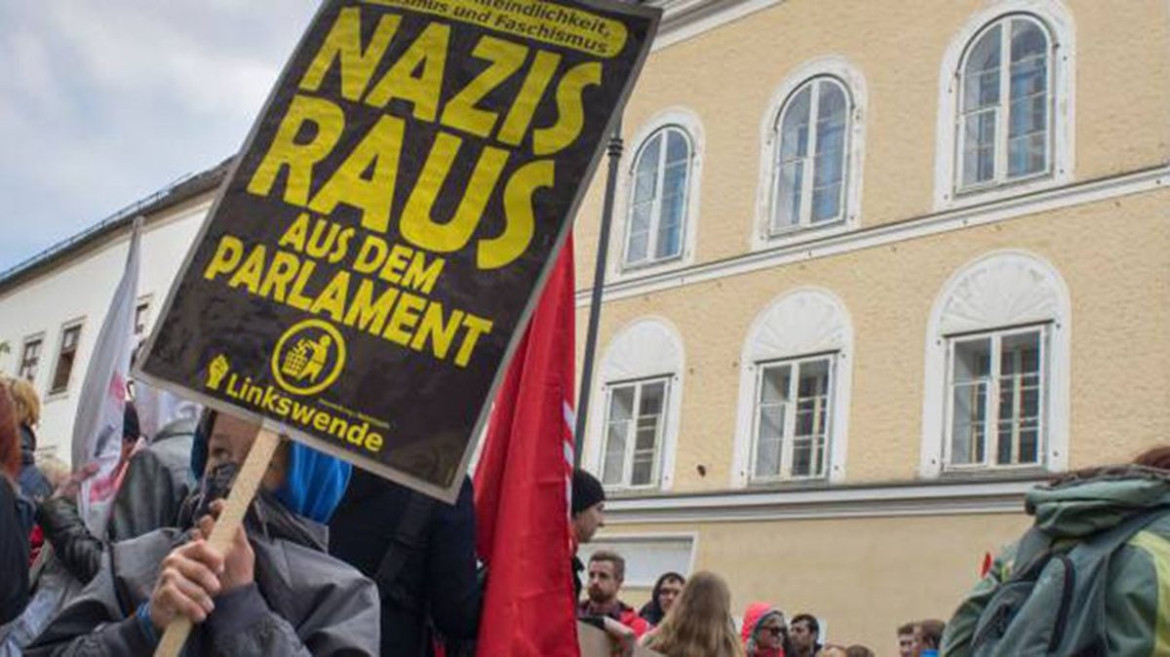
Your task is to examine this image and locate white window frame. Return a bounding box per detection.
[920,251,1070,478]
[586,318,684,492]
[613,108,704,280]
[600,376,671,490]
[18,334,44,383]
[769,77,850,234]
[732,289,853,488]
[943,325,1049,471]
[621,127,692,269]
[754,57,867,251]
[134,295,153,340]
[934,1,1075,210]
[48,319,84,397]
[749,353,836,483]
[955,15,1054,193]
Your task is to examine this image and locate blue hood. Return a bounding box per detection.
[275,441,351,524]
[191,412,351,524]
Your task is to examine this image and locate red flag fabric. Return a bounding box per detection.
[980,551,993,577]
[474,238,579,657]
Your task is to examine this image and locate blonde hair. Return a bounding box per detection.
[6,377,40,426]
[36,454,70,490]
[645,571,746,657]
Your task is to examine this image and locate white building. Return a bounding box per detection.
[0,161,230,461]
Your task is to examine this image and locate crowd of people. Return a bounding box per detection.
[4,372,1170,656]
[568,469,944,657]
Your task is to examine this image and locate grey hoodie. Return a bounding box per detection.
[26,493,379,656]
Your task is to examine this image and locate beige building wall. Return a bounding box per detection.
[614,512,1032,647]
[571,0,1170,649]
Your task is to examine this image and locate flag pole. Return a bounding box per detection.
[573,119,623,466]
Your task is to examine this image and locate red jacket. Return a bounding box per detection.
[578,600,651,638]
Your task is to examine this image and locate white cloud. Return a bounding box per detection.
[0,1,319,272]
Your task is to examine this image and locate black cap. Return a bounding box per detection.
[571,468,605,516]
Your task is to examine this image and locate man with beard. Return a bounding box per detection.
[577,550,650,639]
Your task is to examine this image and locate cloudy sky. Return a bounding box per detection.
[0,1,320,273]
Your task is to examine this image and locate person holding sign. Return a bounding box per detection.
[26,411,379,656]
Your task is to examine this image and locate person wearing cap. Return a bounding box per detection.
[571,469,639,656]
[571,468,606,601]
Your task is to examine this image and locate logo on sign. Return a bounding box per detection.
[272,319,346,396]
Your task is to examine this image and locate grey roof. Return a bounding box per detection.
[0,157,234,295]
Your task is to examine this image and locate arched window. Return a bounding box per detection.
[771,77,850,232]
[920,252,1070,476]
[957,15,1053,191]
[588,318,684,491]
[623,127,693,268]
[731,289,853,487]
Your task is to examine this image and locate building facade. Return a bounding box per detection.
[1,0,1167,649]
[0,164,227,458]
[572,0,1170,648]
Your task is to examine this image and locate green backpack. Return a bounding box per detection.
[969,506,1170,656]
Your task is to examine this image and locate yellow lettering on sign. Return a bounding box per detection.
[299,7,402,102]
[399,135,509,254]
[533,61,600,156]
[441,35,527,139]
[308,113,406,233]
[247,95,345,206]
[204,235,245,280]
[478,159,553,269]
[364,22,450,122]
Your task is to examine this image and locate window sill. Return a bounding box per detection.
[604,484,668,499]
[611,254,690,283]
[935,465,1053,483]
[744,477,832,492]
[44,389,70,403]
[750,218,854,253]
[937,170,1070,212]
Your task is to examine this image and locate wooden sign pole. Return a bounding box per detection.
[153,426,281,657]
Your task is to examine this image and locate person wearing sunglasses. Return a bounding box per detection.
[741,602,788,657]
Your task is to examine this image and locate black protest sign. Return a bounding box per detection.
[137,0,659,501]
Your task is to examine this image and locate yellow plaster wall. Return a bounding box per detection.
[603,512,1033,652]
[577,189,1170,492]
[573,0,1170,281]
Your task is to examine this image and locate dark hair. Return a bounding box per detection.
[589,549,626,581]
[1134,446,1170,471]
[845,646,875,657]
[791,613,820,635]
[897,623,915,636]
[917,619,945,648]
[639,571,687,624]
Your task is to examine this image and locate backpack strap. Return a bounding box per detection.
[374,492,435,612]
[1002,525,1057,584]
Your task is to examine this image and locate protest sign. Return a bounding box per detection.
[578,621,663,657]
[137,0,659,502]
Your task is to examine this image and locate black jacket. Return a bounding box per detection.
[0,477,30,624]
[329,471,480,657]
[36,418,195,584]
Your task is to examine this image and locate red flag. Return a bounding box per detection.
[474,238,578,657]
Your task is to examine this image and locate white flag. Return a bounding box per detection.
[135,382,201,441]
[73,217,142,537]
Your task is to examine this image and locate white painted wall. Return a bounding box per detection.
[0,197,211,462]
